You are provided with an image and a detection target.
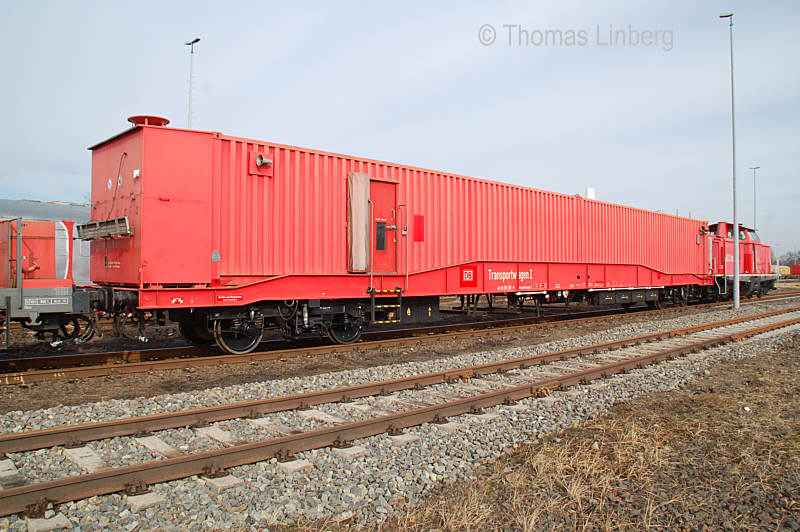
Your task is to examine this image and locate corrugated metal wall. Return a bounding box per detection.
[211,134,706,280]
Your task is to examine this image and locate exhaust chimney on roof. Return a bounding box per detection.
[585,187,596,200]
[127,115,170,127]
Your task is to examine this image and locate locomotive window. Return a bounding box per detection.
[739,230,746,240]
[750,231,761,242]
[376,222,386,251]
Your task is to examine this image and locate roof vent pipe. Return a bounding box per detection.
[127,115,170,127]
[585,187,596,200]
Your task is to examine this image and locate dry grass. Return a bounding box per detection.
[389,418,690,531]
[282,332,800,531]
[388,335,800,531]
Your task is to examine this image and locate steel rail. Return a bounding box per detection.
[1,306,797,455]
[0,309,627,372]
[0,345,216,371]
[0,306,671,371]
[0,313,798,516]
[2,291,798,386]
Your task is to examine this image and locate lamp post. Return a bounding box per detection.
[184,37,200,129]
[749,166,760,230]
[719,12,739,309]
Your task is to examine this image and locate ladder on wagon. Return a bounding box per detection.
[367,287,403,325]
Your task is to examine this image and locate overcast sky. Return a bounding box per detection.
[1,1,798,255]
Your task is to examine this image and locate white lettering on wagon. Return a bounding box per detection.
[24,297,70,306]
[488,269,516,282]
[217,295,244,302]
[487,269,534,282]
[170,297,184,305]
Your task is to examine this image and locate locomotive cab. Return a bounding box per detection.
[708,222,776,298]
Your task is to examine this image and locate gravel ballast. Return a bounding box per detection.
[0,300,797,530]
[2,299,797,434]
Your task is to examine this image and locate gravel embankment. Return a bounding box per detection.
[0,300,797,530]
[5,297,798,414]
[2,299,797,434]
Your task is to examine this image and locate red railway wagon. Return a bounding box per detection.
[79,116,774,353]
[0,219,95,344]
[0,219,69,283]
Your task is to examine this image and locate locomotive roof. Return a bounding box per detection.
[709,222,756,232]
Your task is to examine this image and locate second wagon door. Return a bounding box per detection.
[370,181,397,273]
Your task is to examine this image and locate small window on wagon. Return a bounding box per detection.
[375,222,386,251]
[739,230,747,240]
[727,228,734,238]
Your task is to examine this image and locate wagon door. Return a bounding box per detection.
[370,181,398,273]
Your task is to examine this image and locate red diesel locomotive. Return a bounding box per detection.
[75,116,777,354]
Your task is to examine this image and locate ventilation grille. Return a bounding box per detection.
[77,217,133,240]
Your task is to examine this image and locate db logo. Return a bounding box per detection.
[460,266,478,287]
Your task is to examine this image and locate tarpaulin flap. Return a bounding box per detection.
[347,172,370,272]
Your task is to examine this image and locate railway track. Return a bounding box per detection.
[2,291,799,385]
[0,306,798,517]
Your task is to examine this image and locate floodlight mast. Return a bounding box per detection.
[719,12,740,309]
[184,38,200,129]
[748,166,760,230]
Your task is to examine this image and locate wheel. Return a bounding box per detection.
[213,318,263,355]
[179,322,215,347]
[55,318,81,340]
[327,321,362,344]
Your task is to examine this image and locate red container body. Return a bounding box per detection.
[88,124,712,309]
[0,219,74,288]
[792,265,800,276]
